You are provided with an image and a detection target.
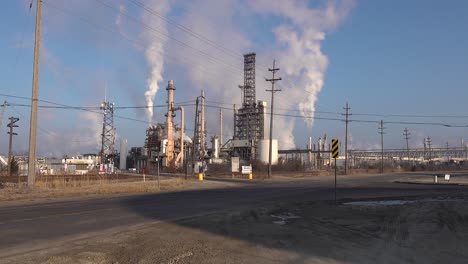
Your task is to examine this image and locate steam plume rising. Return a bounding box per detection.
[142,0,170,125]
[251,0,354,128]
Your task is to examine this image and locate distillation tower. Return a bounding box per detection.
[232,53,267,161]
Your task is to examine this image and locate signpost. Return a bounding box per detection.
[242,165,253,180]
[332,139,339,204]
[241,165,252,174]
[156,158,160,190]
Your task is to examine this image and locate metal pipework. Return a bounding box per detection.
[174,106,184,166]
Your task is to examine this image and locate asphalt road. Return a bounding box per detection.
[1,172,467,259]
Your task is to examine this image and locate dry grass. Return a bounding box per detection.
[0,176,187,202]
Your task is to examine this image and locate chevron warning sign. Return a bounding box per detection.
[332,139,339,159]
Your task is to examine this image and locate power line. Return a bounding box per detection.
[93,0,243,74]
[353,112,468,119]
[126,0,244,59]
[4,92,467,128]
[43,1,244,85]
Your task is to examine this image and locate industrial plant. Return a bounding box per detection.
[2,51,468,178]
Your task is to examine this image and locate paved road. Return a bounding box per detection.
[1,173,467,259]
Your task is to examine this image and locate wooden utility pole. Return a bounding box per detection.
[7,117,19,176]
[343,103,351,174]
[378,120,385,173]
[427,137,432,161]
[219,109,223,150]
[403,128,410,163]
[265,60,281,179]
[28,0,42,188]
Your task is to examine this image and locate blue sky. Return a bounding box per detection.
[0,0,467,156]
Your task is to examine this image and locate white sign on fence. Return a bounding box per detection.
[231,157,240,173]
[445,174,450,181]
[241,165,252,174]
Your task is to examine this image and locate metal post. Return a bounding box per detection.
[334,158,337,205]
[157,158,160,190]
[266,60,281,178]
[28,0,42,188]
[192,97,199,176]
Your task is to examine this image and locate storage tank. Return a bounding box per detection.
[212,136,219,158]
[120,138,128,170]
[161,139,168,155]
[258,139,278,165]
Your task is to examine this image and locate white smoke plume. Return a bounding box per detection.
[240,0,353,149]
[139,0,353,149]
[250,1,354,129]
[142,0,171,125]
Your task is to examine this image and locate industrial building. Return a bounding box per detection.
[144,80,186,173]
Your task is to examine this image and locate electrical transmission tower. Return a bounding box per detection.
[100,101,115,169]
[7,117,19,176]
[266,59,281,178]
[378,120,385,173]
[403,128,410,163]
[342,103,351,174]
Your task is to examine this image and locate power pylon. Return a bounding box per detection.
[100,101,115,168]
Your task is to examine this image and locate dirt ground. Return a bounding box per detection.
[6,193,468,264]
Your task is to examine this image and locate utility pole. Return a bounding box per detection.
[342,103,351,174]
[233,104,236,139]
[378,120,385,173]
[265,60,281,179]
[201,90,206,155]
[7,117,19,176]
[219,109,223,150]
[192,96,199,175]
[403,128,410,164]
[446,141,449,164]
[427,137,432,161]
[28,0,42,188]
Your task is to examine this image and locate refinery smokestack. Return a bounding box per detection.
[165,80,175,167]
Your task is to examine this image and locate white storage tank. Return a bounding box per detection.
[161,139,168,155]
[120,138,128,170]
[258,139,278,165]
[212,137,219,158]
